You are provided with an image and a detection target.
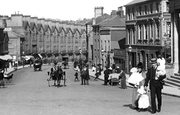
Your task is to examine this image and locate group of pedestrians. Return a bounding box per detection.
[49,62,64,87]
[74,64,90,85]
[128,53,166,114]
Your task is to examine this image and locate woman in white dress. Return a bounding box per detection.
[128,62,145,109]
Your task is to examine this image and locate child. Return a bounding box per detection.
[74,70,79,81]
[137,85,150,112]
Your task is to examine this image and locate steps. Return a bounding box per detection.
[164,73,180,88]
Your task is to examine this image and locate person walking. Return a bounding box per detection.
[104,67,110,85]
[144,58,166,114]
[85,65,90,85]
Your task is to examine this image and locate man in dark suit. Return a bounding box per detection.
[104,66,110,85]
[144,58,166,114]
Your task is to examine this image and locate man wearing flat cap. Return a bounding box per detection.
[144,58,166,114]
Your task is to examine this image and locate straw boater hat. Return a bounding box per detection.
[150,58,157,64]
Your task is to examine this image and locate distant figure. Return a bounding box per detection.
[119,69,127,89]
[104,67,110,85]
[0,68,5,88]
[74,70,79,81]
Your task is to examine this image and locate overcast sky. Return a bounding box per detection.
[0,0,133,20]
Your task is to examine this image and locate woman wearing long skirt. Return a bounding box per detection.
[119,69,127,89]
[128,62,145,109]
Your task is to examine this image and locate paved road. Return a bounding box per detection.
[0,65,180,115]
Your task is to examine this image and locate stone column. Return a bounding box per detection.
[173,12,179,73]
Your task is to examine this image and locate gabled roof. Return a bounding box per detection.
[74,28,81,35]
[30,22,36,30]
[23,21,30,29]
[66,28,73,34]
[97,15,125,27]
[94,13,111,25]
[58,27,65,33]
[124,0,149,6]
[44,25,51,32]
[37,23,43,31]
[51,26,56,32]
[80,29,86,34]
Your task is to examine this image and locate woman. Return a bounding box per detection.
[131,62,146,109]
[119,69,127,89]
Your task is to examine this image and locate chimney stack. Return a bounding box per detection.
[94,6,104,18]
[117,6,124,18]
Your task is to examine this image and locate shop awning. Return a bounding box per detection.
[0,54,13,60]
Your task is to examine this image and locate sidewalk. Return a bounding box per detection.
[89,69,180,98]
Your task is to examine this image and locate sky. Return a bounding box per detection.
[0,0,133,21]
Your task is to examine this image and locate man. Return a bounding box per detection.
[104,66,110,85]
[144,58,166,114]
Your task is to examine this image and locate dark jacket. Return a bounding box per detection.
[144,67,166,89]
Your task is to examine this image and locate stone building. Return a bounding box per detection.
[0,14,86,62]
[92,7,126,69]
[125,0,171,72]
[0,17,9,55]
[169,0,180,73]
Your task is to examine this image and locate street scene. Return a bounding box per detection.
[0,0,180,115]
[0,64,179,115]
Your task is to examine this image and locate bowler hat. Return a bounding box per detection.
[150,58,157,64]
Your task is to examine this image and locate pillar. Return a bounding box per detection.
[173,12,179,73]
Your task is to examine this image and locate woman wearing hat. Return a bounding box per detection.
[128,62,145,110]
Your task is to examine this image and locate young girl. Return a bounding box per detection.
[137,85,150,112]
[74,70,79,81]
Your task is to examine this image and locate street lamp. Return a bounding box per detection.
[79,47,82,71]
[128,46,132,72]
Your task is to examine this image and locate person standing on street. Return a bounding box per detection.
[104,66,110,85]
[119,69,127,89]
[144,58,166,114]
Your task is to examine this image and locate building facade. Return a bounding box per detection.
[169,0,180,73]
[125,0,171,72]
[0,17,9,55]
[0,14,87,62]
[92,7,126,69]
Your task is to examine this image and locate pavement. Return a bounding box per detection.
[4,64,180,98]
[88,69,180,98]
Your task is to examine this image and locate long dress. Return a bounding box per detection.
[120,71,127,89]
[129,71,145,108]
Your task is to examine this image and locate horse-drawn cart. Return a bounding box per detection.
[62,56,69,69]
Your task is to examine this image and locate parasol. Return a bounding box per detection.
[127,72,144,85]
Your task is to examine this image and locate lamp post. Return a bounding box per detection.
[128,46,132,72]
[101,49,104,70]
[107,51,110,68]
[79,47,82,71]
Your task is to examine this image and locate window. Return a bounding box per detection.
[150,23,154,38]
[166,2,169,12]
[128,29,131,44]
[132,8,135,19]
[156,23,160,38]
[127,9,130,20]
[145,24,148,40]
[156,3,159,13]
[150,4,153,13]
[139,6,142,15]
[145,5,147,15]
[166,22,171,37]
